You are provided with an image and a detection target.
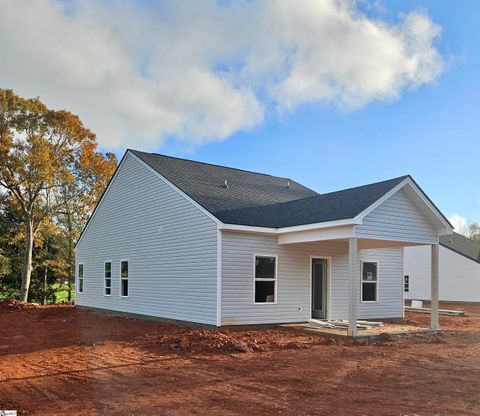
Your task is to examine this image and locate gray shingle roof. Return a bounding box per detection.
[131,150,409,228]
[440,232,480,264]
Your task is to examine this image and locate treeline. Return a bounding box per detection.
[0,89,117,303]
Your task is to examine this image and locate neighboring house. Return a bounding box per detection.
[404,233,480,303]
[75,150,453,335]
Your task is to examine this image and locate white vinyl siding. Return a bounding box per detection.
[221,232,403,325]
[75,153,218,325]
[355,188,438,244]
[404,245,480,302]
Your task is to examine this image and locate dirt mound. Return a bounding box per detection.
[155,328,267,353]
[151,328,321,354]
[0,299,37,312]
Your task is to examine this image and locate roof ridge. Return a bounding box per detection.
[308,175,411,199]
[129,149,297,182]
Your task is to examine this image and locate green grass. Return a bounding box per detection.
[52,283,75,303]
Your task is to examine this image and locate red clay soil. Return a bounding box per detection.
[1,305,480,415]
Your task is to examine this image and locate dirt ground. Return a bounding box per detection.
[1,303,480,415]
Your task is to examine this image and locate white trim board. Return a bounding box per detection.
[216,227,222,326]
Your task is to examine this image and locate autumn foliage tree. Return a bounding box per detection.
[0,89,117,302]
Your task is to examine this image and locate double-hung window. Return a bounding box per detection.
[254,255,277,303]
[361,261,378,302]
[78,264,84,293]
[104,262,112,296]
[120,260,129,297]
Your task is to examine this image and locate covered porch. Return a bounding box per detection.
[220,177,452,331]
[277,234,441,336]
[273,177,452,336]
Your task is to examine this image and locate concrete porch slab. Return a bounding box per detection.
[280,322,434,339]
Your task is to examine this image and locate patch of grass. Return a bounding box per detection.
[52,283,74,303]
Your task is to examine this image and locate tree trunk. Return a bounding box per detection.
[67,209,73,303]
[43,266,48,305]
[19,219,34,302]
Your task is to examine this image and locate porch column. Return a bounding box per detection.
[431,243,440,330]
[348,237,358,336]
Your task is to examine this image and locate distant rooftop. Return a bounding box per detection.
[440,232,480,264]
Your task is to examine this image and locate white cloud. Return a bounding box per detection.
[0,0,444,149]
[448,214,468,233]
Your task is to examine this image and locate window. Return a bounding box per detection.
[104,262,112,296]
[120,260,129,297]
[404,275,409,293]
[361,261,378,302]
[254,255,276,303]
[78,264,84,293]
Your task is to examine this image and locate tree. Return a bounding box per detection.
[0,194,25,299]
[467,222,480,242]
[56,141,117,301]
[456,220,480,242]
[0,89,116,301]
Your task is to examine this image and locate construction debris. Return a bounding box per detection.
[405,306,467,317]
[305,319,384,330]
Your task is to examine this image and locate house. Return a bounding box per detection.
[404,232,480,303]
[75,150,453,335]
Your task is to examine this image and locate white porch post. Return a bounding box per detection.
[348,237,358,336]
[431,243,440,330]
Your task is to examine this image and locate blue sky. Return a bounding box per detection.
[1,0,478,227]
[159,1,480,225]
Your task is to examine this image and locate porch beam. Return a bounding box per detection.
[431,243,440,330]
[348,237,358,336]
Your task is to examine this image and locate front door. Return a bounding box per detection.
[312,259,327,319]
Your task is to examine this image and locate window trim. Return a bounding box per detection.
[360,260,379,303]
[104,260,112,297]
[252,254,278,305]
[119,259,129,298]
[404,275,409,293]
[77,263,84,294]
